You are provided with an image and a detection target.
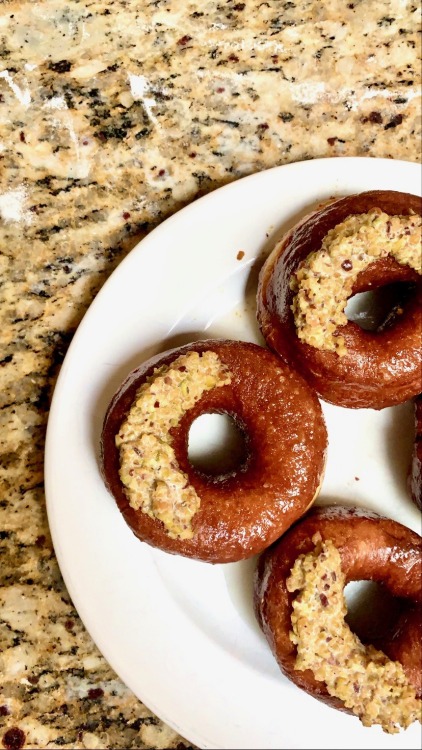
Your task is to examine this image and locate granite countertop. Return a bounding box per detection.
[0,1,420,748]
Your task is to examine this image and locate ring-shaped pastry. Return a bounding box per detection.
[254,505,422,733]
[408,395,422,510]
[257,190,422,409]
[101,340,327,563]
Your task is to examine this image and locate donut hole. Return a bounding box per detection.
[345,281,417,331]
[344,579,404,645]
[187,412,249,477]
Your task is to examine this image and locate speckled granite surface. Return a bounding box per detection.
[0,1,420,748]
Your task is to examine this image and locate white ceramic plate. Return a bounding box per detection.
[45,157,422,750]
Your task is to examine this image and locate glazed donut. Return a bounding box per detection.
[254,505,422,733]
[101,339,327,563]
[257,190,422,409]
[408,395,422,510]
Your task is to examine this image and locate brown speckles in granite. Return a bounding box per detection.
[177,35,193,47]
[0,1,420,748]
[361,110,384,124]
[2,728,25,750]
[86,689,104,701]
[385,113,404,129]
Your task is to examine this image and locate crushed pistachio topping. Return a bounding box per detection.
[290,209,422,355]
[116,351,232,539]
[286,535,421,734]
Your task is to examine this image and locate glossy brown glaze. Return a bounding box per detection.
[257,190,422,409]
[408,395,422,511]
[254,505,422,711]
[101,339,328,563]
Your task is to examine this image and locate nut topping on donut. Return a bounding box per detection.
[287,534,421,734]
[290,209,422,356]
[116,350,232,539]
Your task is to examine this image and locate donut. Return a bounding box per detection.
[254,505,422,733]
[101,339,327,563]
[257,190,422,409]
[408,395,422,510]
